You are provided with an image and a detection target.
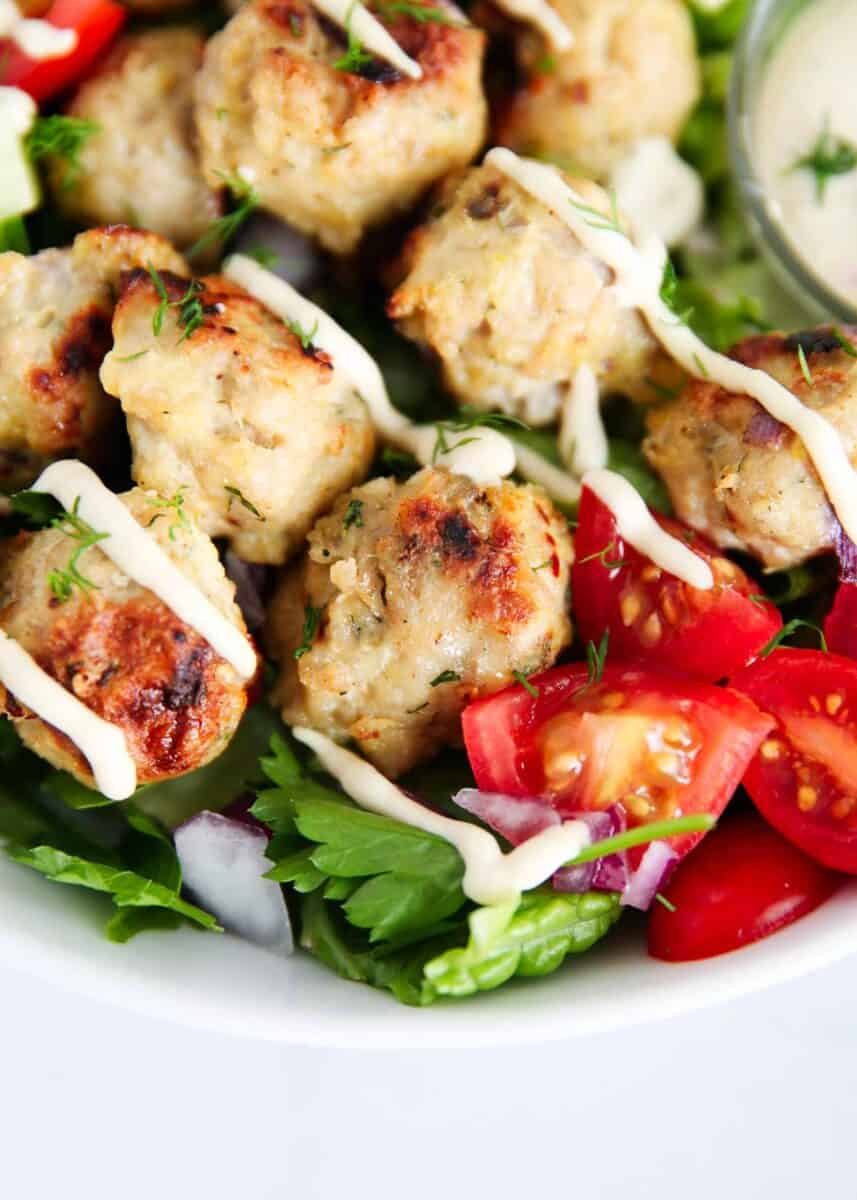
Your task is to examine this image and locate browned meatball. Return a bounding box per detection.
[194,0,487,253]
[0,488,252,788]
[0,227,187,492]
[100,267,376,564]
[48,29,222,251]
[497,0,700,181]
[267,466,573,777]
[644,328,857,570]
[388,163,675,424]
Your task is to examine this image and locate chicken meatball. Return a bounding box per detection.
[47,29,222,252]
[100,267,376,564]
[194,0,487,254]
[0,487,251,788]
[643,329,857,570]
[387,163,674,424]
[267,466,573,777]
[0,226,187,492]
[497,0,700,182]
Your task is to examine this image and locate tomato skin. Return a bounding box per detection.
[1,0,126,102]
[462,663,774,860]
[648,811,841,962]
[731,649,857,873]
[824,583,857,660]
[572,486,781,682]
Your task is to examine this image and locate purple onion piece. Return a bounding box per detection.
[832,516,857,583]
[552,861,597,893]
[744,408,787,449]
[621,841,678,911]
[224,551,270,631]
[174,811,293,955]
[452,788,560,845]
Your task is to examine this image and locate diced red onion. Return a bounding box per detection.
[174,811,293,955]
[453,789,632,896]
[621,840,678,911]
[452,788,560,844]
[744,409,786,449]
[224,552,269,631]
[832,516,857,584]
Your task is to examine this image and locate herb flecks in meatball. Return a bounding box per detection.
[644,327,857,570]
[193,0,487,253]
[266,467,574,777]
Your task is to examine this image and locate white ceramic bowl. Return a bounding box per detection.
[3,853,857,1049]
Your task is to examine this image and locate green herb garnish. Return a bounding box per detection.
[187,172,259,259]
[295,605,323,659]
[432,408,528,463]
[286,316,319,352]
[47,497,109,603]
[512,669,540,698]
[25,115,99,190]
[225,485,264,520]
[375,0,463,24]
[334,3,373,73]
[760,618,828,658]
[343,498,364,529]
[790,116,857,201]
[145,488,190,541]
[797,343,813,387]
[430,670,461,686]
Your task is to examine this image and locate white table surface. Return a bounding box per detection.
[1,951,853,1199]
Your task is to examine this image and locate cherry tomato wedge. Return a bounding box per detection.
[648,810,841,962]
[824,582,857,660]
[1,0,126,103]
[462,664,774,861]
[731,648,857,872]
[572,486,781,682]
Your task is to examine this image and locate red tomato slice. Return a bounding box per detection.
[731,648,857,872]
[648,810,841,962]
[462,664,774,861]
[572,485,781,682]
[1,0,126,102]
[824,583,857,660]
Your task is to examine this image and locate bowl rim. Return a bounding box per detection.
[2,852,856,1050]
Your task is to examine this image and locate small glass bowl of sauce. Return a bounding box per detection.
[729,0,857,321]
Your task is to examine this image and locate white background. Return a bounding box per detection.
[2,955,853,1198]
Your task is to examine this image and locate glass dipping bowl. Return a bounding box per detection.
[728,0,857,322]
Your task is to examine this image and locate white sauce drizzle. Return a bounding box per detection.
[493,0,573,52]
[583,469,714,589]
[311,0,422,80]
[0,631,136,800]
[224,254,517,485]
[0,0,77,59]
[486,146,857,552]
[33,462,257,680]
[559,364,607,476]
[293,726,591,906]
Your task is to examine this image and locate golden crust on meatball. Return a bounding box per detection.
[0,227,187,492]
[267,466,573,777]
[497,0,700,181]
[49,29,221,252]
[0,488,251,787]
[387,164,675,423]
[100,267,376,565]
[644,328,857,570]
[193,0,487,253]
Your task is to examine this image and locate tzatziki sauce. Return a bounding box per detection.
[753,0,857,310]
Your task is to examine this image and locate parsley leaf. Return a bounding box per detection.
[25,115,99,190]
[7,844,220,933]
[225,485,264,520]
[145,487,190,541]
[760,618,828,658]
[254,736,467,943]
